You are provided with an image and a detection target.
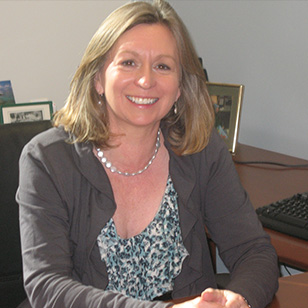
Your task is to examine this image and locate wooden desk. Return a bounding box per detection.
[170,272,308,308]
[268,272,308,308]
[233,144,308,270]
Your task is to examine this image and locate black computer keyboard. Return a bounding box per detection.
[256,192,308,240]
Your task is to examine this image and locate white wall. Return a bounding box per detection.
[1,0,308,159]
[0,0,127,108]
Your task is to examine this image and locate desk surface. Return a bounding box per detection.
[268,272,308,308]
[233,144,308,270]
[170,272,308,308]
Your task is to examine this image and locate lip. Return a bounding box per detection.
[126,95,159,105]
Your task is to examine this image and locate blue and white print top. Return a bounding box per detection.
[97,176,189,301]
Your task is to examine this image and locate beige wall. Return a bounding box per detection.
[1,0,307,159]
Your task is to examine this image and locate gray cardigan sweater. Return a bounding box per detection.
[17,126,278,308]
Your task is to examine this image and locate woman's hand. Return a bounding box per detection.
[201,288,250,307]
[172,288,250,308]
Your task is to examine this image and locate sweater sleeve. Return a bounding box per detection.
[17,141,171,308]
[203,131,279,308]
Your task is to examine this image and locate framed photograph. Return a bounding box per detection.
[0,101,53,124]
[206,82,244,154]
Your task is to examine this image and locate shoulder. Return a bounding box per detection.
[203,128,230,158]
[20,126,99,180]
[168,128,235,187]
[185,128,230,165]
[21,126,76,165]
[167,129,229,178]
[27,126,69,148]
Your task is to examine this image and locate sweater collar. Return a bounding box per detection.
[163,133,199,242]
[72,139,114,200]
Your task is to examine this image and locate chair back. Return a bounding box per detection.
[0,120,52,307]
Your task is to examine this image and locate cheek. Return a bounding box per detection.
[104,70,134,96]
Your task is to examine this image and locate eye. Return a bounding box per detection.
[121,60,135,67]
[156,63,171,70]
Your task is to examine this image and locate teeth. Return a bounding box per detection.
[127,96,158,105]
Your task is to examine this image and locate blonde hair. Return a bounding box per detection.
[53,0,214,155]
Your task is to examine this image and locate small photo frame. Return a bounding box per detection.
[0,101,53,124]
[206,82,244,154]
[0,80,16,106]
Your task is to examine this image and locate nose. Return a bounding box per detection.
[136,65,156,89]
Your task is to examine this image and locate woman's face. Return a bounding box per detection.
[95,23,181,132]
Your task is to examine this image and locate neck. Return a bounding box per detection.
[110,122,161,147]
[98,125,162,175]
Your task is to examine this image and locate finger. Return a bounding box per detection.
[173,295,224,308]
[201,288,226,306]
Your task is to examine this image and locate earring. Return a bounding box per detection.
[98,93,104,105]
[173,102,178,115]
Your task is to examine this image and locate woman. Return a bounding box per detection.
[17,1,279,307]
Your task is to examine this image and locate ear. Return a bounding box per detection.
[94,71,104,95]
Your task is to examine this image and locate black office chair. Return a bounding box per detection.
[0,121,52,308]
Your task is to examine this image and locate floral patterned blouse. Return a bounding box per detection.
[97,176,189,301]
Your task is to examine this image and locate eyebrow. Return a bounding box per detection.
[116,49,178,63]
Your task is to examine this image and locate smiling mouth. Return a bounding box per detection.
[127,96,158,105]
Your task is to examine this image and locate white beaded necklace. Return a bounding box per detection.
[96,130,161,176]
